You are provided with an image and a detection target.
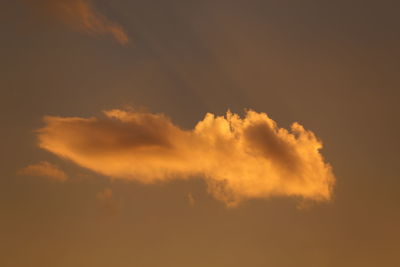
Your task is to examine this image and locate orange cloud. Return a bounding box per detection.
[18,161,68,182]
[26,0,129,45]
[37,109,335,206]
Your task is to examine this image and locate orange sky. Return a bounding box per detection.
[1,1,399,266]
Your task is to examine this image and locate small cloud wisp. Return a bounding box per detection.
[37,109,335,206]
[18,161,68,182]
[26,0,129,45]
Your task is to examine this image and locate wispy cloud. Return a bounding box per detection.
[18,161,68,182]
[187,193,196,206]
[26,0,129,45]
[96,188,119,216]
[96,187,113,201]
[37,109,335,206]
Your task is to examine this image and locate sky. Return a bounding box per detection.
[1,0,400,266]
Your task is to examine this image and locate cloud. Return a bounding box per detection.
[26,0,129,45]
[96,188,119,216]
[187,193,196,206]
[37,109,335,206]
[96,187,113,201]
[18,161,68,182]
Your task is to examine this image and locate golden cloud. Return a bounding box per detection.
[18,161,68,182]
[26,0,129,45]
[37,109,335,206]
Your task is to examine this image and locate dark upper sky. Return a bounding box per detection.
[1,1,399,266]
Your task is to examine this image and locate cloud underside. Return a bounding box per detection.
[38,109,335,206]
[27,0,128,45]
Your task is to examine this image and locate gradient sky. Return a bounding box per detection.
[1,1,400,266]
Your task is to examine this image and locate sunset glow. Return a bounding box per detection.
[2,0,399,266]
